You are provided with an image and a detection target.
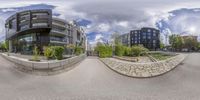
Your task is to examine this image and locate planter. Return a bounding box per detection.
[29,59,41,62]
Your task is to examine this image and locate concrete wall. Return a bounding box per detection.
[1,53,86,75]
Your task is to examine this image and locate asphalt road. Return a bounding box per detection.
[0,53,200,100]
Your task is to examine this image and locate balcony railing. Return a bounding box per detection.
[52,22,66,29]
[50,30,66,36]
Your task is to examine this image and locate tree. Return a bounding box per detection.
[131,45,149,57]
[75,46,83,55]
[111,32,121,45]
[198,43,200,50]
[5,40,9,52]
[95,44,112,58]
[124,46,131,56]
[175,36,184,50]
[183,36,198,51]
[169,34,176,45]
[160,42,165,49]
[0,40,9,52]
[115,44,125,56]
[169,34,184,51]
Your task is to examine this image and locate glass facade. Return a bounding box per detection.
[11,33,37,54]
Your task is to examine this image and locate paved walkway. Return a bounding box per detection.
[0,53,200,100]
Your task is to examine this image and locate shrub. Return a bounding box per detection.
[43,46,54,60]
[131,45,149,57]
[75,46,83,55]
[141,46,149,56]
[53,46,64,60]
[124,46,131,56]
[95,45,112,58]
[0,40,9,52]
[32,46,40,61]
[115,44,125,56]
[131,46,142,56]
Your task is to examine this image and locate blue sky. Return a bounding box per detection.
[0,0,200,45]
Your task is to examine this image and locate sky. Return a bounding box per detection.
[0,0,200,45]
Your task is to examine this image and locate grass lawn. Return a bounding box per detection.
[150,53,173,61]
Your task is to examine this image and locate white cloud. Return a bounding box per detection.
[1,8,16,12]
[98,23,110,32]
[89,34,104,46]
[1,0,200,43]
[117,21,129,27]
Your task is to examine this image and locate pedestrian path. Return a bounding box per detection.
[0,54,200,100]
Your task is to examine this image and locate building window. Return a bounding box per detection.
[153,40,156,43]
[20,25,29,30]
[148,29,151,32]
[153,33,156,37]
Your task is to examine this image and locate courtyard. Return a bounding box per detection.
[0,53,200,100]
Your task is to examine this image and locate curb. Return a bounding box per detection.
[99,54,186,78]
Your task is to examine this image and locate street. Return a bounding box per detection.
[0,53,200,100]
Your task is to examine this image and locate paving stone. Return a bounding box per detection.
[101,54,186,77]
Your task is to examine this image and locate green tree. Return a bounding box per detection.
[198,43,200,50]
[160,42,165,49]
[0,40,9,52]
[124,46,131,56]
[95,44,112,58]
[131,45,149,57]
[169,34,184,51]
[175,36,184,50]
[184,36,198,50]
[75,46,83,55]
[115,44,125,56]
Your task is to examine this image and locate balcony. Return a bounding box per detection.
[52,22,66,29]
[50,30,67,37]
[32,23,48,28]
[32,15,49,20]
